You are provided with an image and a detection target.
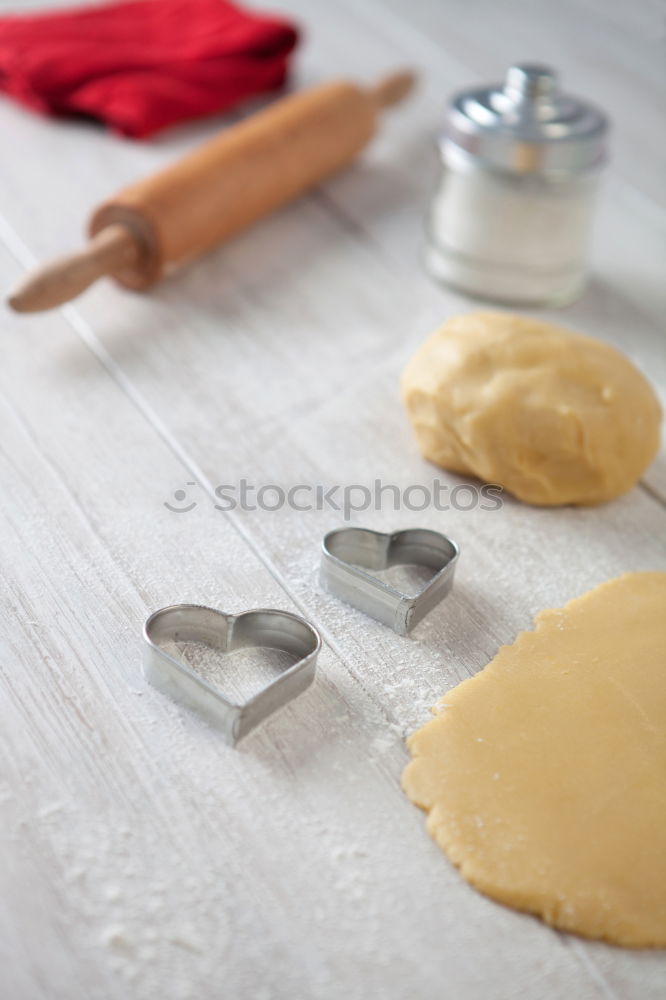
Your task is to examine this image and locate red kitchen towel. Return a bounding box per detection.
[0,0,299,138]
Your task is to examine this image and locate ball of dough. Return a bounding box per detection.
[401,312,661,506]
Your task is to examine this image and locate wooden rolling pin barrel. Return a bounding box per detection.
[8,71,415,313]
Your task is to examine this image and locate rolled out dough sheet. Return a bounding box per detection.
[402,572,666,947]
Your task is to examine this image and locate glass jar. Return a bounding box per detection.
[425,65,609,307]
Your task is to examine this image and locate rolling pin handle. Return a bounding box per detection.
[370,69,416,109]
[7,224,139,314]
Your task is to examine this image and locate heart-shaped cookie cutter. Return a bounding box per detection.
[321,527,459,635]
[143,605,321,745]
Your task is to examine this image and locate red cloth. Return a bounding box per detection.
[0,0,299,138]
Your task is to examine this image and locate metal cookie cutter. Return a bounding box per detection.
[320,527,459,635]
[143,605,321,745]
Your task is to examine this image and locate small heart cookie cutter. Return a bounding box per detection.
[320,527,459,635]
[143,605,321,745]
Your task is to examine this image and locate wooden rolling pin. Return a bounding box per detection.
[8,71,414,313]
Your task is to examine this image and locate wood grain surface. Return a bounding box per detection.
[0,1,664,997]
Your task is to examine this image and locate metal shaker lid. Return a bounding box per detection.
[443,64,608,174]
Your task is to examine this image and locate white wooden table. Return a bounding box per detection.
[1,1,665,997]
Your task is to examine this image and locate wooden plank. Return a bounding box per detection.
[369,0,666,205]
[0,241,628,999]
[0,0,664,996]
[5,109,662,1000]
[0,0,662,497]
[284,0,666,501]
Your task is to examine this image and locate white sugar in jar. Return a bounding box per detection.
[425,65,609,306]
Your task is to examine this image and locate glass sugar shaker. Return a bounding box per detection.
[425,64,609,306]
